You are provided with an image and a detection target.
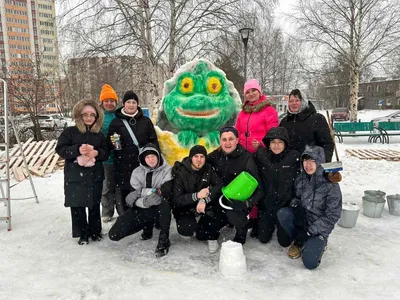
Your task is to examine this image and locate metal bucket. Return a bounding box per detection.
[338,202,361,228]
[387,194,400,216]
[362,196,385,218]
[364,190,386,199]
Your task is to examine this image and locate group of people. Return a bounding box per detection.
[56,79,342,269]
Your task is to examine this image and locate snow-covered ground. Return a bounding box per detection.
[1,110,400,300]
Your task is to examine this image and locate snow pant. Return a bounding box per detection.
[173,205,224,241]
[101,164,125,218]
[224,210,249,244]
[108,200,171,241]
[70,204,101,238]
[258,209,291,247]
[277,207,327,270]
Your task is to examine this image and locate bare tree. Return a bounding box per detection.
[294,0,400,121]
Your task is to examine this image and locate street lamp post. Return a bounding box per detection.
[239,27,254,82]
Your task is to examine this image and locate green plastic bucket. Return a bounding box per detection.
[222,171,258,202]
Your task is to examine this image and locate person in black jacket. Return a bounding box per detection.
[107,90,159,213]
[171,145,224,253]
[208,127,264,245]
[280,89,334,163]
[254,127,300,246]
[56,99,109,245]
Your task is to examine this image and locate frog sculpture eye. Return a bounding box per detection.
[207,77,222,95]
[180,77,194,94]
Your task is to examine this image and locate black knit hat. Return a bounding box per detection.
[122,90,139,104]
[220,126,239,138]
[189,145,207,160]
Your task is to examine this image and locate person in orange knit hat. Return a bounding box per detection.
[99,84,123,222]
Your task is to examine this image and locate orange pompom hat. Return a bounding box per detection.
[99,84,118,102]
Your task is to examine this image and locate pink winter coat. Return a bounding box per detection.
[235,96,279,153]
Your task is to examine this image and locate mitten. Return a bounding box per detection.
[229,200,248,212]
[143,193,162,208]
[77,155,90,166]
[293,205,307,227]
[295,228,310,243]
[84,157,96,167]
[328,171,342,183]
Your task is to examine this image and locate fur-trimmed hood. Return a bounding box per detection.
[73,99,104,133]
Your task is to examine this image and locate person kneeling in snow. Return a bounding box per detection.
[108,143,173,257]
[277,145,342,269]
[170,145,224,253]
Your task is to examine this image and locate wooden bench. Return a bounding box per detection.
[333,122,385,143]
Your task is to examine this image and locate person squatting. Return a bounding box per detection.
[57,81,342,269]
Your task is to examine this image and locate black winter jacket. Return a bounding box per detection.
[280,101,334,162]
[254,127,300,212]
[171,158,223,213]
[107,107,159,190]
[207,144,264,208]
[56,126,109,207]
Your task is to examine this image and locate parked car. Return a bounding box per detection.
[331,107,350,121]
[372,110,400,123]
[36,115,68,131]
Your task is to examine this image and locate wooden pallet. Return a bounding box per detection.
[346,149,400,161]
[0,139,63,181]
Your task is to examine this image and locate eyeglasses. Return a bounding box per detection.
[81,113,96,118]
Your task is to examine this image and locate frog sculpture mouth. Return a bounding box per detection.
[176,108,220,118]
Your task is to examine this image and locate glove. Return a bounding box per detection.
[295,228,310,243]
[76,155,96,167]
[229,200,248,212]
[143,193,162,208]
[328,171,342,183]
[293,205,306,228]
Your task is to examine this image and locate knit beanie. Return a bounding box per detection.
[99,84,118,102]
[220,126,239,138]
[189,145,207,160]
[142,149,158,159]
[244,79,261,94]
[122,90,139,104]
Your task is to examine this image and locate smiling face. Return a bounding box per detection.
[303,158,317,175]
[102,99,117,112]
[163,64,237,135]
[270,138,285,155]
[289,95,302,112]
[145,154,158,168]
[123,99,138,114]
[244,88,261,103]
[220,131,238,154]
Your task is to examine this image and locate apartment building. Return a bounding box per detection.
[0,0,60,113]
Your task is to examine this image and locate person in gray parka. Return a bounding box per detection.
[277,145,342,270]
[108,143,173,257]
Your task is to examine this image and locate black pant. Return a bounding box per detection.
[119,188,130,214]
[173,205,223,240]
[109,200,171,241]
[70,205,101,238]
[258,209,291,247]
[224,210,249,244]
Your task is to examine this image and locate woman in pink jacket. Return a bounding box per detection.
[235,79,278,237]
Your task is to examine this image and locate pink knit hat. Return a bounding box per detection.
[244,79,261,94]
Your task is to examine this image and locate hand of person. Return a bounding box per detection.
[328,171,342,183]
[85,149,98,159]
[143,193,162,208]
[229,200,248,212]
[197,187,210,199]
[251,139,261,150]
[196,200,206,214]
[79,144,88,155]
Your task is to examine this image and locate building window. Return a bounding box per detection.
[376,85,382,92]
[367,86,371,92]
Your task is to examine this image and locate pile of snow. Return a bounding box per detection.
[1,110,400,299]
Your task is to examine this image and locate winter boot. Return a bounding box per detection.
[155,233,170,258]
[249,219,258,238]
[288,242,303,259]
[102,216,112,223]
[91,233,103,242]
[78,235,89,245]
[140,228,153,240]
